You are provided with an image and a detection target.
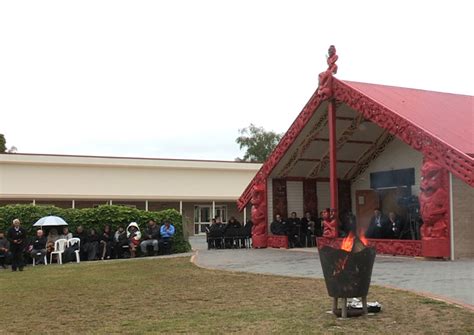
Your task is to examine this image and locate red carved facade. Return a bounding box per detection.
[303,180,318,216]
[322,208,338,238]
[419,160,449,239]
[272,179,288,218]
[251,182,268,248]
[317,237,423,257]
[238,47,471,257]
[267,235,289,249]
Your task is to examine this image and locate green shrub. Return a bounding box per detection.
[0,205,191,253]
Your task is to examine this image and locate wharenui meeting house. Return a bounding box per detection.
[238,46,473,260]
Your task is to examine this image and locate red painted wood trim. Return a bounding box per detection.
[333,79,474,187]
[328,100,338,210]
[237,93,325,210]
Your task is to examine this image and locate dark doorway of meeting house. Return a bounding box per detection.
[355,168,420,240]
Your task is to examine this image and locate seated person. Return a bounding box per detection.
[270,214,288,236]
[59,227,73,240]
[113,226,128,258]
[73,225,88,260]
[46,228,59,254]
[140,220,160,256]
[126,222,141,258]
[207,218,224,249]
[159,220,175,254]
[30,229,47,265]
[223,217,242,248]
[287,212,302,247]
[99,224,114,260]
[0,230,11,269]
[386,212,404,239]
[87,228,100,260]
[366,208,389,239]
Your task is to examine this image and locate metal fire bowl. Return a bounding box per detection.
[319,246,376,298]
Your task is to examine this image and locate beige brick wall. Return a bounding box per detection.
[452,175,474,258]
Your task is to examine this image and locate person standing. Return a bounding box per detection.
[7,218,27,271]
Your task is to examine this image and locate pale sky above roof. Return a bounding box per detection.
[1,0,473,160]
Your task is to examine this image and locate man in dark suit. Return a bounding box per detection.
[386,212,404,239]
[287,212,303,247]
[366,208,389,239]
[7,218,27,271]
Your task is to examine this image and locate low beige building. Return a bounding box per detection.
[0,153,261,235]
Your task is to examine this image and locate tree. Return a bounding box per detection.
[0,134,6,153]
[236,124,283,163]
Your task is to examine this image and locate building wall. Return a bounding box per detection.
[0,154,260,201]
[350,138,423,213]
[452,175,474,258]
[287,181,304,216]
[317,181,331,213]
[267,178,273,222]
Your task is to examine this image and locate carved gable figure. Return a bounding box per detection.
[419,160,449,239]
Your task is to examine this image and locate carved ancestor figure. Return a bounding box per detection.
[317,45,338,100]
[419,160,449,239]
[322,208,338,238]
[251,183,267,238]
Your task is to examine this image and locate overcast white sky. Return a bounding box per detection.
[1,1,473,160]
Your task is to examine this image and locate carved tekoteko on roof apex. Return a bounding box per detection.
[317,45,338,100]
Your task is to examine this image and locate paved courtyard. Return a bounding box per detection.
[190,236,474,308]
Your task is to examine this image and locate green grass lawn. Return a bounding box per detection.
[0,257,472,334]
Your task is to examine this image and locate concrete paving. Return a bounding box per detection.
[189,236,474,308]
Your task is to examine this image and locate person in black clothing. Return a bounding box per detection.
[99,224,114,260]
[113,226,128,258]
[386,212,404,239]
[339,211,357,237]
[224,217,241,248]
[270,214,287,235]
[88,228,100,260]
[301,212,316,247]
[30,229,47,265]
[208,217,225,249]
[0,230,11,269]
[242,219,253,248]
[140,220,161,256]
[7,218,27,271]
[366,208,389,239]
[74,225,98,261]
[286,212,302,248]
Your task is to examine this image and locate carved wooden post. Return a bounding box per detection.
[419,159,450,257]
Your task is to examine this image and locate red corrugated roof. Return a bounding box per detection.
[342,81,474,155]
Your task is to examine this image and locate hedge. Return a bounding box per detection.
[0,204,191,253]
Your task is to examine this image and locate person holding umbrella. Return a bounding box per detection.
[7,218,27,271]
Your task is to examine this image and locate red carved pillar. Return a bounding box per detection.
[419,159,450,258]
[251,180,268,248]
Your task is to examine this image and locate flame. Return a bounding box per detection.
[340,231,355,252]
[359,230,369,246]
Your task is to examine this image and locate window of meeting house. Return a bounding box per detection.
[193,205,227,234]
[353,168,422,240]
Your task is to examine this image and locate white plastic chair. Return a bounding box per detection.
[67,238,81,263]
[50,239,68,264]
[32,251,48,266]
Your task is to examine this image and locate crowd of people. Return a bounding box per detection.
[206,216,253,249]
[270,208,407,248]
[0,218,176,271]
